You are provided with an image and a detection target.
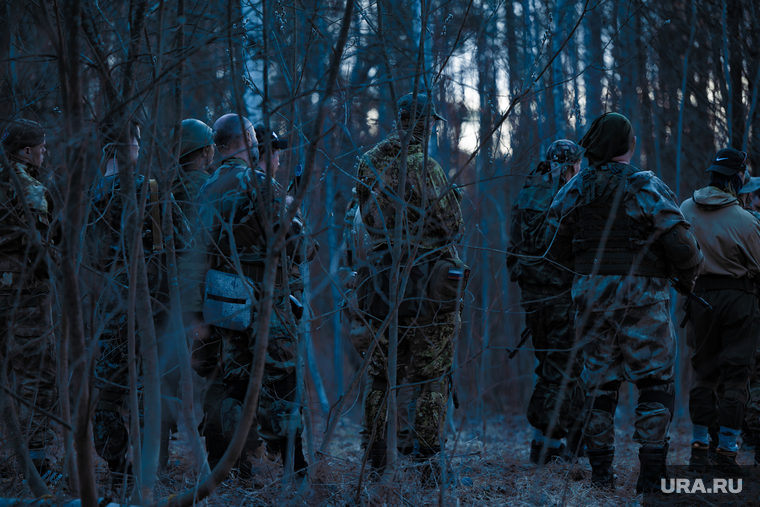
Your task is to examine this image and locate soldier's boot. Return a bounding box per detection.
[529,440,565,465]
[108,458,134,496]
[636,444,668,494]
[566,428,586,460]
[279,437,308,477]
[712,449,751,478]
[586,447,615,489]
[529,440,542,465]
[416,446,447,489]
[369,440,388,476]
[205,432,228,471]
[158,421,172,473]
[708,426,720,463]
[688,442,711,472]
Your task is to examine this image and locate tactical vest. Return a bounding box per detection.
[571,164,668,277]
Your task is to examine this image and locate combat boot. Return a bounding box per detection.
[279,437,308,478]
[416,446,451,489]
[529,440,566,465]
[636,444,668,494]
[586,447,615,489]
[369,440,388,475]
[688,442,711,472]
[711,449,751,478]
[708,426,719,463]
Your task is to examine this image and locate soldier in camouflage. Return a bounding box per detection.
[356,92,464,477]
[340,189,417,455]
[198,114,315,478]
[545,113,703,492]
[681,149,760,477]
[0,119,58,476]
[507,140,586,465]
[89,117,192,483]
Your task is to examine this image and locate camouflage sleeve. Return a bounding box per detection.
[506,200,522,282]
[170,193,193,250]
[626,172,689,237]
[420,156,463,242]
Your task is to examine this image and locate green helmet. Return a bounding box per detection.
[397,92,446,121]
[174,119,214,158]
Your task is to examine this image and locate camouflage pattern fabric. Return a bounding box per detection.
[364,312,457,450]
[355,131,463,251]
[546,162,693,314]
[88,172,192,468]
[508,160,584,442]
[687,288,760,431]
[522,291,585,439]
[0,158,58,463]
[199,156,316,462]
[579,301,676,449]
[507,163,573,290]
[174,168,211,314]
[546,163,691,451]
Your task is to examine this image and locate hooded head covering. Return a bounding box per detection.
[579,112,633,167]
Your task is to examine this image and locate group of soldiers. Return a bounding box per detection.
[510,111,760,492]
[3,94,759,496]
[0,91,466,491]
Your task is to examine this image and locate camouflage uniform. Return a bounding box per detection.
[340,194,418,452]
[507,156,585,456]
[546,160,700,479]
[88,173,191,473]
[0,157,57,467]
[198,156,315,473]
[356,128,464,456]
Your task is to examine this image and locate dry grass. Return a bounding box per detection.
[2,411,758,506]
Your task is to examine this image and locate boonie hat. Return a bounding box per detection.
[706,148,747,175]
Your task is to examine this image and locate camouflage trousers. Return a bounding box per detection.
[0,290,57,462]
[360,376,416,451]
[688,288,760,432]
[579,300,676,450]
[219,300,303,455]
[522,291,585,440]
[365,311,457,451]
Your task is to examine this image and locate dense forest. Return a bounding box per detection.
[1,0,759,505]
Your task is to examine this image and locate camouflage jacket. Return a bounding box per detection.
[0,158,56,290]
[507,165,573,292]
[88,173,192,291]
[174,167,212,313]
[355,132,463,253]
[198,157,315,273]
[546,162,689,312]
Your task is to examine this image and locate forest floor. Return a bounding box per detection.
[2,410,759,506]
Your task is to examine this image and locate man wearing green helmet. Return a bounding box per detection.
[356,91,466,484]
[507,139,586,465]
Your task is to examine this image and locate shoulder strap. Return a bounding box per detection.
[149,179,164,253]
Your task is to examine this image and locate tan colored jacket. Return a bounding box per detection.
[680,186,760,280]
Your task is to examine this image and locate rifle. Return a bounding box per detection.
[668,277,712,311]
[508,327,531,359]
